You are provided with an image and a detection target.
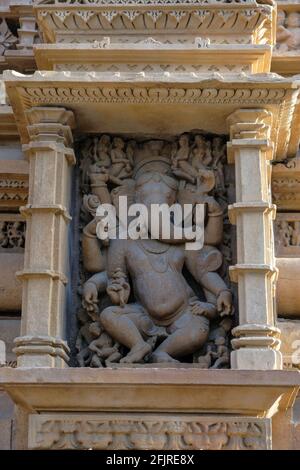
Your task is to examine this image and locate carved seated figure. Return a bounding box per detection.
[110,137,133,182]
[83,169,232,364]
[88,321,122,367]
[171,134,215,191]
[276,10,300,52]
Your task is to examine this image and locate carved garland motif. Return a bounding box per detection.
[36,6,272,44]
[31,416,270,450]
[36,1,264,5]
[20,85,287,106]
[76,132,234,368]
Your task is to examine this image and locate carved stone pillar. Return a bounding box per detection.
[16,8,38,50]
[14,108,75,367]
[227,109,282,370]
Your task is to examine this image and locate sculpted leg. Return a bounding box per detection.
[151,313,209,363]
[100,306,151,363]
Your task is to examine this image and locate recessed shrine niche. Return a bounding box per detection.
[73,132,236,369]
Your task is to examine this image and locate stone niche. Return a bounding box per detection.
[73,132,235,369]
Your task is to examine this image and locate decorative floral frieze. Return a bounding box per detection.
[0,177,28,210]
[29,414,271,450]
[35,1,264,5]
[35,4,274,46]
[19,84,288,106]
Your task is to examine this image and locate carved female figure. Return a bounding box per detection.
[110,137,133,180]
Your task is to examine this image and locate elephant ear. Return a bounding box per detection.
[82,194,100,218]
[110,179,136,218]
[197,169,216,193]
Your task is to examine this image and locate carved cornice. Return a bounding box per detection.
[0,368,298,415]
[28,413,271,450]
[34,1,275,47]
[272,157,300,210]
[34,1,275,6]
[34,43,272,74]
[3,70,299,160]
[0,159,29,211]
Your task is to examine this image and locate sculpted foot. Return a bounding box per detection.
[120,341,151,363]
[151,351,180,363]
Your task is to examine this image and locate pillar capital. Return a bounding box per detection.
[227,108,272,139]
[24,107,76,149]
[227,108,273,163]
[26,107,75,128]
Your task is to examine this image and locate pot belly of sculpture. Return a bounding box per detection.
[77,134,233,369]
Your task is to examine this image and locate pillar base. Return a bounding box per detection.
[231,348,282,370]
[13,335,69,368]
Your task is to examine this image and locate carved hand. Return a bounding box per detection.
[217,290,232,317]
[107,281,130,307]
[82,282,98,312]
[190,300,214,317]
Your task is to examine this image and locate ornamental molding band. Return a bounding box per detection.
[272,156,300,210]
[34,2,275,45]
[28,414,271,450]
[3,71,300,161]
[33,0,275,73]
[0,159,29,211]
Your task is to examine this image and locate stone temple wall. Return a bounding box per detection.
[0,0,299,450]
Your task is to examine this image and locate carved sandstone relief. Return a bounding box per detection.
[272,157,300,210]
[29,414,271,450]
[0,220,25,251]
[75,133,234,368]
[274,213,300,253]
[276,9,300,53]
[0,19,17,57]
[0,12,39,73]
[0,178,28,210]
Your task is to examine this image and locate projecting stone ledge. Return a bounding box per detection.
[0,368,299,417]
[0,368,299,450]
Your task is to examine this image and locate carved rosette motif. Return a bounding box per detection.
[29,414,271,450]
[76,132,234,368]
